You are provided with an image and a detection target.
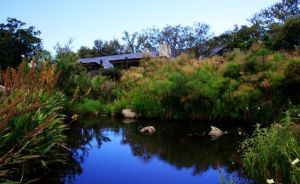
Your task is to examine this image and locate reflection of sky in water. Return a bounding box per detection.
[65,129,250,184]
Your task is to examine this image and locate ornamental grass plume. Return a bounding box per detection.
[1,61,59,93]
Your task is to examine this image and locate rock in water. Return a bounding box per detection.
[138,126,156,134]
[208,126,224,140]
[122,109,138,118]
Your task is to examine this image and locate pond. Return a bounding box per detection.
[43,117,253,184]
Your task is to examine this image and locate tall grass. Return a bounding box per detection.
[74,98,106,115]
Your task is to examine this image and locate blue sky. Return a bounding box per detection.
[1,0,280,54]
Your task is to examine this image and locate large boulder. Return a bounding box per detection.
[122,109,138,119]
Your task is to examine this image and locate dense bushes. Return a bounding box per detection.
[53,47,121,116]
[107,49,299,122]
[242,107,300,183]
[74,98,105,115]
[56,46,298,122]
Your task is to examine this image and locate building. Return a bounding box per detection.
[79,43,172,70]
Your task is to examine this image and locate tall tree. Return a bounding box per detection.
[78,46,98,58]
[122,31,142,53]
[54,40,86,92]
[121,23,210,56]
[100,39,124,55]
[93,39,124,56]
[0,18,42,69]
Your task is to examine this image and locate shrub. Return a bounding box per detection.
[272,53,284,68]
[105,50,298,121]
[129,87,164,118]
[242,110,300,183]
[245,54,258,73]
[223,62,243,78]
[74,98,105,115]
[107,97,130,115]
[91,76,108,91]
[55,49,87,96]
[101,68,122,80]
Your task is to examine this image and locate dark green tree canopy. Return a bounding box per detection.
[250,0,299,28]
[202,0,300,54]
[78,39,124,58]
[0,18,42,69]
[270,15,300,50]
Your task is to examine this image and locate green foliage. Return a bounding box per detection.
[74,98,105,115]
[271,15,300,50]
[101,67,122,80]
[255,48,271,60]
[245,55,258,73]
[106,99,127,114]
[0,18,42,69]
[107,50,298,121]
[54,40,87,96]
[90,76,109,97]
[223,62,243,78]
[231,25,262,50]
[78,46,100,58]
[129,87,164,118]
[0,91,68,182]
[242,110,300,183]
[77,23,210,57]
[78,39,124,58]
[245,48,272,72]
[273,53,284,68]
[70,74,120,115]
[91,76,108,90]
[0,62,69,182]
[250,0,300,29]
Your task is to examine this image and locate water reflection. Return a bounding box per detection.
[124,122,243,174]
[45,117,253,184]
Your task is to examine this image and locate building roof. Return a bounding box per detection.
[209,45,227,57]
[79,51,159,69]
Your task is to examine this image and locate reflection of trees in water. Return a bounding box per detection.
[62,118,122,183]
[42,117,250,183]
[40,117,121,183]
[121,121,246,177]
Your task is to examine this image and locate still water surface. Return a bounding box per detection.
[47,118,252,184]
